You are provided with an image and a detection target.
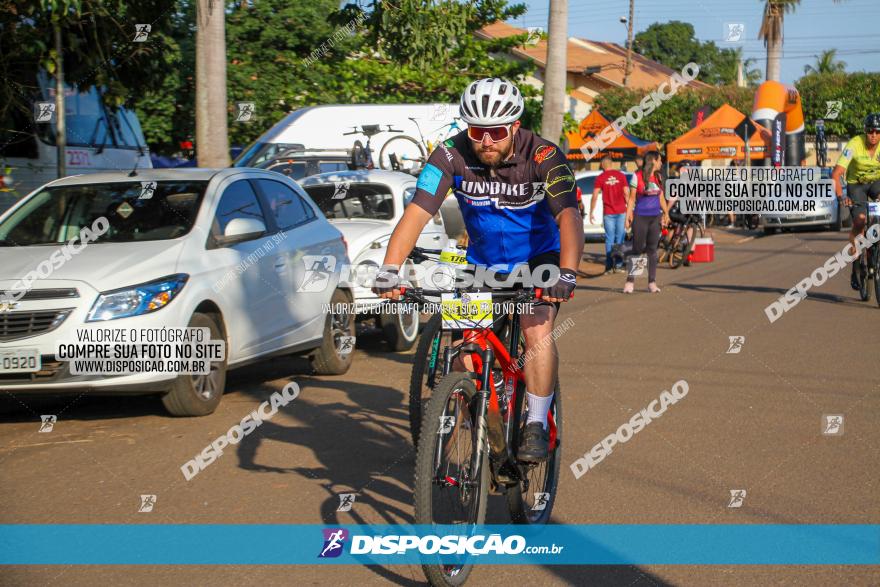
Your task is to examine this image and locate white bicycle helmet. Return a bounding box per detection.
[459,78,525,126]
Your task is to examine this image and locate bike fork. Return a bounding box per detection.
[468,347,494,486]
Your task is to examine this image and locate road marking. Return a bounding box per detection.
[0,439,94,450]
[736,236,756,244]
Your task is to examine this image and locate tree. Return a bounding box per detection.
[214,0,538,148]
[541,0,567,142]
[758,0,799,82]
[803,49,846,75]
[0,0,176,153]
[759,1,847,82]
[196,0,229,166]
[633,21,750,86]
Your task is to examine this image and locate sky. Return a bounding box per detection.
[511,0,879,84]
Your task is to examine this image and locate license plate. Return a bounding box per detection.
[869,202,880,216]
[441,292,493,330]
[0,348,41,373]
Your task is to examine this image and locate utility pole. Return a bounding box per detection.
[541,0,568,144]
[54,24,66,178]
[736,57,745,87]
[623,0,634,87]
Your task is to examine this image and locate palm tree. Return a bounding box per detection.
[541,0,567,143]
[196,0,230,167]
[759,0,847,82]
[803,49,846,75]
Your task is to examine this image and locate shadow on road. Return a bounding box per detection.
[673,282,863,307]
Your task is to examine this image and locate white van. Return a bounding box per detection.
[0,73,152,211]
[234,103,466,236]
[233,103,464,171]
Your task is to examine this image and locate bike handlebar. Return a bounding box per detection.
[398,286,543,304]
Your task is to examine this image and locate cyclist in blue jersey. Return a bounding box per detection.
[374,78,584,462]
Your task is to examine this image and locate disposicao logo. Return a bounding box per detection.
[319,528,349,558]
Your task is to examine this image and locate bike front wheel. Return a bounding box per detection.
[379,135,426,172]
[872,245,880,307]
[415,371,488,586]
[859,251,872,302]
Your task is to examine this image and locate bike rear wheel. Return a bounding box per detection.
[668,228,686,268]
[682,223,702,267]
[409,315,462,445]
[506,382,562,524]
[415,371,488,586]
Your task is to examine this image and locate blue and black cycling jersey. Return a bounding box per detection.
[410,128,578,273]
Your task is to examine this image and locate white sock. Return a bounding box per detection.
[526,392,554,430]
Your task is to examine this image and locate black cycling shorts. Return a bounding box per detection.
[461,251,561,312]
[848,180,880,219]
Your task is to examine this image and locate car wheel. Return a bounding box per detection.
[380,305,420,352]
[311,288,355,375]
[161,312,226,417]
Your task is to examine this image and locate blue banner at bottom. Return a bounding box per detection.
[0,524,877,565]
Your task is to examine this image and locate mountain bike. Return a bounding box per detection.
[659,213,703,268]
[852,200,880,305]
[379,117,464,172]
[343,124,403,169]
[399,284,562,586]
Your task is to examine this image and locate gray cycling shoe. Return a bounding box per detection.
[517,422,549,462]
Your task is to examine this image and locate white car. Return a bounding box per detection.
[575,170,633,238]
[0,168,353,416]
[300,170,447,351]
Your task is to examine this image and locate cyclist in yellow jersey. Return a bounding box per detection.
[831,113,880,289]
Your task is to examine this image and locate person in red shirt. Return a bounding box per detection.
[590,155,629,272]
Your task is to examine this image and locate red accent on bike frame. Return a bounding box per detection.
[547,412,558,450]
[462,327,524,421]
[444,475,459,487]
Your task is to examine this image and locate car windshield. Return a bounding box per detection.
[0,181,207,245]
[302,183,395,221]
[233,142,304,167]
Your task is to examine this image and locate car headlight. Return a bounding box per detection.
[86,274,188,322]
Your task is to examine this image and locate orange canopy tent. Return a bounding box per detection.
[666,104,769,163]
[565,109,659,162]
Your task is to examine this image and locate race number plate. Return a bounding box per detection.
[441,292,493,330]
[868,202,880,217]
[439,245,467,266]
[0,348,41,373]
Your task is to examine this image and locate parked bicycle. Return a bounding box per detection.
[659,213,703,268]
[343,124,403,169]
[379,117,464,172]
[397,282,562,586]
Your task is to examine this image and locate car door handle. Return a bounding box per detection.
[432,235,441,240]
[274,258,286,272]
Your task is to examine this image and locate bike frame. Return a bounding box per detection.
[433,300,559,490]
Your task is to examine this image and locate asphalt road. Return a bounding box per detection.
[1,227,878,586]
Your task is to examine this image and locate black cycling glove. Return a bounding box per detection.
[544,268,576,300]
[372,265,400,295]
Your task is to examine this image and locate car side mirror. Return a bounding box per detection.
[216,217,267,246]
